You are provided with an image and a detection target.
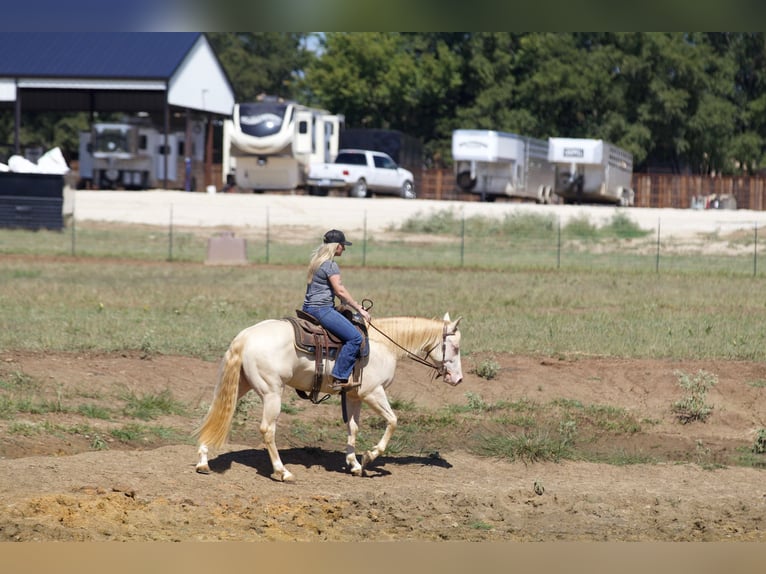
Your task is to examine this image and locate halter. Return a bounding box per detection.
[367,320,452,379]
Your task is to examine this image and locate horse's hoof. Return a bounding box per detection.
[195,463,211,474]
[350,466,363,477]
[271,470,296,483]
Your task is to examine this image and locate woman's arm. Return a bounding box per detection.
[329,274,370,321]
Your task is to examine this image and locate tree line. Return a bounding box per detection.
[3,32,766,176]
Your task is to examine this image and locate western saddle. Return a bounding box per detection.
[284,306,369,404]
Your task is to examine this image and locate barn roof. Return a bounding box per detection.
[0,33,200,79]
[0,33,235,116]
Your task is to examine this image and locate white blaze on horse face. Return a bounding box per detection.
[442,317,463,385]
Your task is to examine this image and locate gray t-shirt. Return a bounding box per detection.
[303,260,340,308]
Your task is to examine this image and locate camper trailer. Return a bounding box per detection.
[548,138,635,206]
[452,129,556,203]
[222,96,344,192]
[78,121,205,190]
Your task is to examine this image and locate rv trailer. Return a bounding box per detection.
[222,96,344,193]
[452,129,556,203]
[547,138,635,206]
[78,120,205,190]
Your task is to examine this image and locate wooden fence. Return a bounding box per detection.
[417,169,766,210]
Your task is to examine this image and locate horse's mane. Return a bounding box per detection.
[367,316,445,356]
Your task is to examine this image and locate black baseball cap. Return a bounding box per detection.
[323,229,352,246]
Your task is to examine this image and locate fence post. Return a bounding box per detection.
[754,223,758,277]
[460,212,465,267]
[168,204,174,262]
[363,211,367,267]
[70,193,76,257]
[655,218,661,273]
[265,206,270,264]
[557,217,561,270]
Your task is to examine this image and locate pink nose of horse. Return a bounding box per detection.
[444,372,463,386]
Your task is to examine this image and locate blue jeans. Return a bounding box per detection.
[302,305,363,380]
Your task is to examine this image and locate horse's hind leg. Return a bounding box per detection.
[359,386,397,473]
[259,392,295,482]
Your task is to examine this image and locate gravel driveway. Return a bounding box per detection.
[67,188,766,237]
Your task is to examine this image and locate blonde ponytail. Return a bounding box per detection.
[306,243,338,284]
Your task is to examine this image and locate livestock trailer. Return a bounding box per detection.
[548,137,635,206]
[452,129,556,202]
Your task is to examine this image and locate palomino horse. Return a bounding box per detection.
[194,312,463,481]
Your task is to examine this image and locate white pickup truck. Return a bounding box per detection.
[306,149,416,199]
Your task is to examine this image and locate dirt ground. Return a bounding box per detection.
[2,349,766,542]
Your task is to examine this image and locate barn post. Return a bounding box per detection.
[14,80,20,154]
[163,86,170,190]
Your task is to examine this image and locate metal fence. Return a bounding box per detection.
[5,213,763,278]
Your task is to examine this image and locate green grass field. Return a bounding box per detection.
[1,243,766,362]
[2,212,766,468]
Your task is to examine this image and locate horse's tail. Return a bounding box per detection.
[194,334,246,449]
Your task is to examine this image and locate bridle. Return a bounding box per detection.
[367,319,454,379]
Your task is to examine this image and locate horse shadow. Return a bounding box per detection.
[207,447,453,480]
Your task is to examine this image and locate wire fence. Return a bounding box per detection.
[4,209,765,279]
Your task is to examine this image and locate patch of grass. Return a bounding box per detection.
[0,370,39,391]
[90,434,109,450]
[671,369,717,424]
[109,423,184,443]
[389,397,417,411]
[8,420,45,436]
[477,428,574,463]
[281,403,300,415]
[745,379,766,388]
[563,215,599,239]
[447,392,492,414]
[583,404,642,434]
[752,429,766,454]
[121,388,186,420]
[77,404,112,420]
[601,212,652,239]
[232,393,260,427]
[474,358,500,380]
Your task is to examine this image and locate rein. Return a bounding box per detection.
[367,319,447,377]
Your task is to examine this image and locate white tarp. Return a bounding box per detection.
[2,147,70,175]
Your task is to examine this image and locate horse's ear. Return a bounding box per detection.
[451,316,462,330]
[443,312,451,322]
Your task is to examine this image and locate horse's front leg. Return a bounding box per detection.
[260,392,294,482]
[359,386,397,473]
[343,394,364,476]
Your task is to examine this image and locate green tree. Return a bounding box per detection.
[302,32,463,165]
[207,32,315,101]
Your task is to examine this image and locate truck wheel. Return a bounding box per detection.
[400,180,415,199]
[349,179,369,198]
[456,171,476,191]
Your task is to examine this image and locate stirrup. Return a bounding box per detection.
[331,378,360,391]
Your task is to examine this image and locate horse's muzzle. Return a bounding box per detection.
[443,373,463,386]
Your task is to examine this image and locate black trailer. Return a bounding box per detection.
[0,171,64,230]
